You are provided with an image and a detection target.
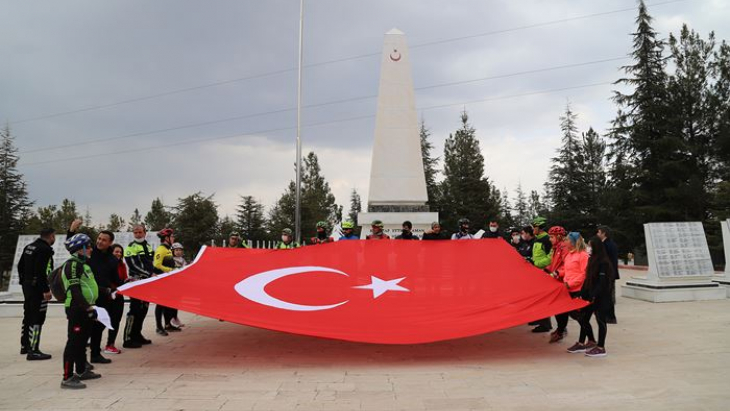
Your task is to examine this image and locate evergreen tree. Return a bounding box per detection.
[581,128,608,226]
[145,198,173,231]
[172,192,219,256]
[514,182,529,227]
[236,196,267,241]
[0,125,33,278]
[420,120,440,207]
[268,181,296,239]
[128,208,143,230]
[348,189,361,225]
[607,0,676,250]
[528,190,548,221]
[548,103,584,225]
[268,152,339,241]
[438,111,500,231]
[106,214,126,232]
[499,187,515,228]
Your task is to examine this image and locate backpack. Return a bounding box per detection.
[47,264,66,302]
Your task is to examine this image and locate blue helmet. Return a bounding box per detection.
[65,233,92,254]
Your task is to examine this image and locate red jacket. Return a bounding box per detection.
[545,241,567,275]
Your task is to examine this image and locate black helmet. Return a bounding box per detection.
[458,218,470,226]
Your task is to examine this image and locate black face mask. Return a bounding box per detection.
[317,231,328,240]
[401,229,411,236]
[460,225,469,233]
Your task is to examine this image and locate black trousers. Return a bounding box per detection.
[123,298,149,342]
[579,303,608,347]
[155,304,174,329]
[89,296,111,356]
[106,295,125,346]
[21,285,48,351]
[555,291,582,333]
[63,307,90,379]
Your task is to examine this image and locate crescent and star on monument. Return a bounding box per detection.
[234,266,409,312]
[390,49,401,62]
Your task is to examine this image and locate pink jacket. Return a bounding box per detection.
[561,250,589,292]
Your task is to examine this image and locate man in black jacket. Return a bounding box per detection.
[422,222,450,240]
[395,221,419,240]
[18,228,56,360]
[68,219,121,363]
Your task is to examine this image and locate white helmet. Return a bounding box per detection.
[171,242,184,250]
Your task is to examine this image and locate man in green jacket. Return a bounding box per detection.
[530,216,553,333]
[61,234,102,389]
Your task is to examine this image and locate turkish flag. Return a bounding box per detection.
[118,240,587,344]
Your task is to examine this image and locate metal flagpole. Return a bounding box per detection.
[294,0,304,244]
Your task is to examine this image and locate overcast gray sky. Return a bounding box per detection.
[2,0,728,226]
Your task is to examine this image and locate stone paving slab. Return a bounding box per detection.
[1,275,729,410]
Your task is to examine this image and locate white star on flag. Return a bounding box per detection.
[353,276,409,299]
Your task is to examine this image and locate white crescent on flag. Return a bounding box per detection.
[234,266,350,312]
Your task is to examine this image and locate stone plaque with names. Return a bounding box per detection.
[645,222,714,279]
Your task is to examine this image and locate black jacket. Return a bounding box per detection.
[513,238,534,261]
[603,238,620,279]
[395,231,419,240]
[482,230,502,239]
[17,238,54,292]
[422,231,450,240]
[67,230,121,295]
[581,261,612,311]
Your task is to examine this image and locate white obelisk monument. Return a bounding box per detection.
[358,29,438,238]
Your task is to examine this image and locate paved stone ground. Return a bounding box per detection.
[1,274,729,410]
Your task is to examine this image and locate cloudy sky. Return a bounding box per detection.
[2,0,728,226]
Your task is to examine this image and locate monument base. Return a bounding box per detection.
[622,276,726,303]
[712,276,730,298]
[358,211,439,239]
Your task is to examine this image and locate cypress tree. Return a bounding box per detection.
[419,120,440,208]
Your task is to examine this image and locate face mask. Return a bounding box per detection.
[134,237,145,243]
[586,246,593,255]
[512,235,520,244]
[489,226,498,233]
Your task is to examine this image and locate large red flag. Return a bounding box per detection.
[118,240,587,344]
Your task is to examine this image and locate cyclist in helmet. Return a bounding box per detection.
[339,220,359,240]
[529,217,554,333]
[61,233,101,389]
[153,228,180,336]
[277,228,300,249]
[122,225,154,349]
[451,218,475,240]
[310,221,334,245]
[366,220,389,240]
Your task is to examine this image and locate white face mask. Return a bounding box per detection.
[489,227,498,233]
[586,246,593,255]
[512,235,520,244]
[134,237,145,243]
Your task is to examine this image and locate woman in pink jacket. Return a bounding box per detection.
[549,232,588,343]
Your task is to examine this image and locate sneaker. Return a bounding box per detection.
[566,342,587,353]
[20,347,28,355]
[61,375,86,389]
[164,324,182,332]
[104,345,121,355]
[78,369,102,380]
[585,347,607,357]
[171,318,185,328]
[156,328,169,336]
[122,340,142,349]
[85,361,95,371]
[549,330,566,343]
[136,335,152,345]
[90,354,112,364]
[26,351,52,361]
[531,325,552,333]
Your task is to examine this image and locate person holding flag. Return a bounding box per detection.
[152,228,181,336]
[277,228,300,249]
[310,221,334,245]
[451,218,474,240]
[339,221,360,240]
[366,220,390,240]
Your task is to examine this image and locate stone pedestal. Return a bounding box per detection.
[622,222,726,302]
[358,212,439,239]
